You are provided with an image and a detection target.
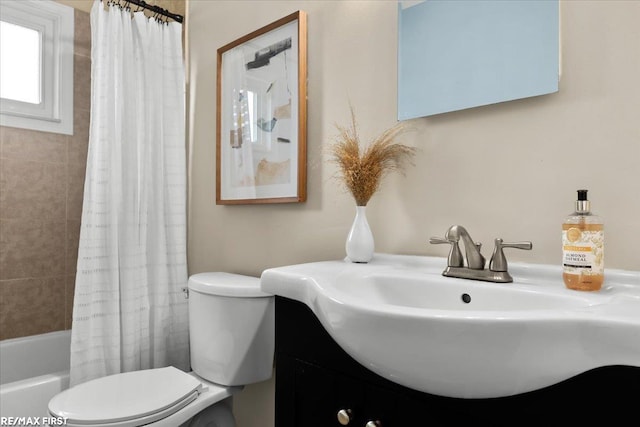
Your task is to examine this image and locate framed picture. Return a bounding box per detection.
[216,11,307,204]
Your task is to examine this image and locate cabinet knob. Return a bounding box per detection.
[365,421,382,427]
[337,409,352,425]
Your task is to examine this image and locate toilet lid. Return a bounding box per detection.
[49,367,201,426]
[188,272,271,297]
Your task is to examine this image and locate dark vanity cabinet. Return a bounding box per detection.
[275,296,640,427]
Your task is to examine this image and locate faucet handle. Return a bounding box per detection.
[429,237,463,267]
[489,238,533,272]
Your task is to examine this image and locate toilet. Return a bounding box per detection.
[48,273,274,427]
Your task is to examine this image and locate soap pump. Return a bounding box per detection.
[562,190,604,291]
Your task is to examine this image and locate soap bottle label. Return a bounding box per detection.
[562,224,604,275]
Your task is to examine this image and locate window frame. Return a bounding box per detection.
[0,0,74,135]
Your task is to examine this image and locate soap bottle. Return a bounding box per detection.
[562,189,604,291]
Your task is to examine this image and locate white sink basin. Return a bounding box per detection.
[342,273,596,311]
[261,254,640,398]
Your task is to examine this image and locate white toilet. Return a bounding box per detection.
[48,273,274,427]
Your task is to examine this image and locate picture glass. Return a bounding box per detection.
[218,13,306,204]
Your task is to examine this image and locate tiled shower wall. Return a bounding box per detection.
[0,10,91,340]
[0,0,185,341]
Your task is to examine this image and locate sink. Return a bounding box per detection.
[341,274,596,311]
[261,254,640,398]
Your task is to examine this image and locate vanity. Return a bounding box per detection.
[262,253,640,426]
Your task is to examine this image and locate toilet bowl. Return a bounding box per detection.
[49,273,274,427]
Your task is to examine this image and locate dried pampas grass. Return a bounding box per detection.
[329,107,416,206]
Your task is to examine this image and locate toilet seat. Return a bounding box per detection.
[49,367,202,427]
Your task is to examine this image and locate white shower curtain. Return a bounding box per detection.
[70,0,189,386]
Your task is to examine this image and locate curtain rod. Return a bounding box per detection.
[110,0,184,24]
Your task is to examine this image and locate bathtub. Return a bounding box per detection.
[0,330,71,418]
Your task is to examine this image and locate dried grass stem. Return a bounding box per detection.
[329,108,416,206]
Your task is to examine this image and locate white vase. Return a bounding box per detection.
[346,205,374,263]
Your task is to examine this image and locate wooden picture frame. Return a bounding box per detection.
[216,11,307,204]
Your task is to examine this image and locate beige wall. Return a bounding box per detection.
[188,0,640,274]
[188,1,640,426]
[188,0,640,277]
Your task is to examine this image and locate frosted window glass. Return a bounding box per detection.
[0,20,41,104]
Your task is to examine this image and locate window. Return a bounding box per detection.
[0,0,74,135]
[1,21,41,104]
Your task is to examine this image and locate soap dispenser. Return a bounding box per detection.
[562,190,604,291]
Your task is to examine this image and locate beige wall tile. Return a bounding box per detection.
[56,0,92,14]
[67,164,86,221]
[0,277,65,340]
[74,55,91,113]
[68,108,90,165]
[168,0,185,18]
[0,3,91,340]
[0,219,66,280]
[0,158,66,221]
[2,0,179,340]
[145,0,185,20]
[0,126,68,164]
[74,9,91,58]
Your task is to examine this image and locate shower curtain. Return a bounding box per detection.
[70,0,189,386]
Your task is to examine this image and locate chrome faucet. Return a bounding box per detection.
[430,225,532,283]
[446,225,485,269]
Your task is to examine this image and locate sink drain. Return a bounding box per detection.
[461,293,471,304]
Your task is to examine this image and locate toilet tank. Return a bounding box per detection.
[188,273,274,386]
